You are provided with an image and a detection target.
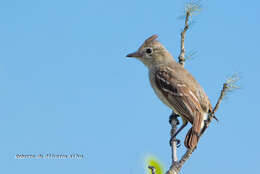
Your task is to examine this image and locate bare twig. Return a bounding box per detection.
[178,10,190,66]
[224,73,240,97]
[200,74,240,135]
[178,1,201,66]
[213,84,228,114]
[148,166,156,174]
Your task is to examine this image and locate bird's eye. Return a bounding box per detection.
[145,48,153,54]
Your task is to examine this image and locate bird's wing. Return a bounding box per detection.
[154,67,208,149]
[154,68,204,125]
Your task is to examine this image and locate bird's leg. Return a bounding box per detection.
[169,121,188,147]
[173,122,188,138]
[169,113,183,147]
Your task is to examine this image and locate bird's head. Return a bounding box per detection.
[126,34,175,68]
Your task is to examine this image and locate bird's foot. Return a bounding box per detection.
[169,113,180,125]
[170,137,181,148]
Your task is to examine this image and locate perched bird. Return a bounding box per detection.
[126,35,212,149]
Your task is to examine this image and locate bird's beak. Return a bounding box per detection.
[126,51,142,58]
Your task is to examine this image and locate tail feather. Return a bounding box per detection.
[184,111,204,149]
[184,128,199,149]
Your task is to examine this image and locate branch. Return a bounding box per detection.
[178,10,190,66]
[169,113,179,163]
[178,0,201,66]
[200,73,240,135]
[164,113,179,174]
[148,166,156,174]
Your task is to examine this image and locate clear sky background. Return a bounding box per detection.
[0,0,259,174]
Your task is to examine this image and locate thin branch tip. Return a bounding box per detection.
[185,0,202,16]
[148,165,156,174]
[224,73,241,96]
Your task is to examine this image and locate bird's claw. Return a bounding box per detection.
[176,139,181,148]
[169,114,180,125]
[169,137,181,148]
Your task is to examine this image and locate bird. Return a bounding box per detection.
[126,34,212,149]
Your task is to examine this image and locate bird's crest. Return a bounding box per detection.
[144,34,158,44]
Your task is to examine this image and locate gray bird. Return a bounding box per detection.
[126,35,212,149]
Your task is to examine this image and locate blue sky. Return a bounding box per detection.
[0,0,259,174]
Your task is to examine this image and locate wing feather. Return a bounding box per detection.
[154,69,203,124]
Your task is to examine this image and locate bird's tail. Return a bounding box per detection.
[184,128,199,149]
[184,111,204,149]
